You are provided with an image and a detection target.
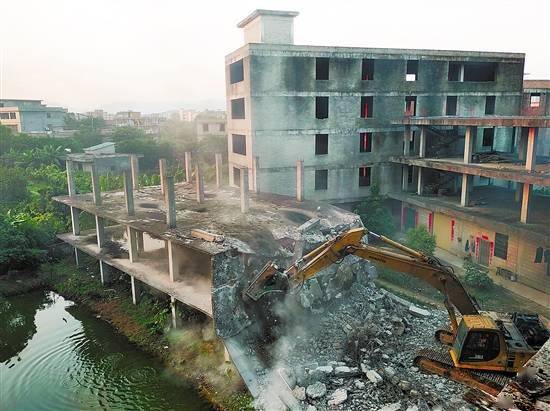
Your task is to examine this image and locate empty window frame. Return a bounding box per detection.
[446,96,458,116]
[359,132,372,152]
[406,60,418,81]
[229,59,244,84]
[530,93,541,108]
[485,96,496,115]
[409,131,416,153]
[407,166,413,183]
[316,57,329,80]
[315,134,329,155]
[482,128,494,147]
[494,233,509,260]
[9,112,16,119]
[463,62,496,82]
[232,134,246,155]
[361,96,373,118]
[359,166,371,187]
[231,98,245,119]
[316,97,329,119]
[0,113,9,119]
[405,96,417,116]
[448,62,461,81]
[362,59,374,80]
[233,167,241,187]
[315,169,328,190]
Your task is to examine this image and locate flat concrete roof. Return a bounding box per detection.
[237,9,299,27]
[53,183,359,256]
[394,116,550,128]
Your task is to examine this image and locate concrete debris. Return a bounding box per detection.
[306,382,327,399]
[408,305,431,318]
[366,370,383,385]
[292,386,306,401]
[381,402,401,411]
[298,218,321,234]
[327,388,348,406]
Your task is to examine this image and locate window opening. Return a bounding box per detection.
[315,169,328,190]
[315,134,329,155]
[405,96,417,116]
[316,97,329,119]
[406,60,418,81]
[361,96,373,118]
[359,166,371,187]
[229,59,244,84]
[231,98,245,119]
[485,96,496,115]
[362,59,374,80]
[316,57,329,80]
[446,96,458,116]
[359,132,372,152]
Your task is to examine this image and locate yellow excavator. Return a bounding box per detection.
[244,227,549,396]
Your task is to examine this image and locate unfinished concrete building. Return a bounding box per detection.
[226,9,549,305]
[54,150,363,403]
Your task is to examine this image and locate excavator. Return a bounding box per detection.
[244,227,549,396]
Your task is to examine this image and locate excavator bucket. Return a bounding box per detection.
[244,262,289,301]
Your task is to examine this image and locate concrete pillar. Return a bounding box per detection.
[195,163,204,203]
[419,126,426,158]
[253,156,260,193]
[137,231,144,253]
[123,169,135,216]
[240,167,249,213]
[99,260,112,285]
[402,165,409,191]
[296,160,304,202]
[168,240,180,282]
[127,226,138,263]
[166,176,177,228]
[215,153,223,189]
[460,174,472,207]
[159,158,167,196]
[130,155,139,189]
[520,183,533,224]
[403,125,411,156]
[184,152,192,183]
[91,164,101,205]
[417,167,424,196]
[74,247,83,267]
[131,275,141,305]
[463,126,476,164]
[70,207,80,236]
[525,127,538,172]
[170,296,178,329]
[66,160,81,235]
[95,215,106,248]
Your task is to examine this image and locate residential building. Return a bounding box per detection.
[0,106,21,132]
[523,80,550,155]
[179,109,200,122]
[195,110,226,139]
[225,10,549,305]
[0,99,67,134]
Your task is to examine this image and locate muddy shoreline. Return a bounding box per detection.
[0,263,253,411]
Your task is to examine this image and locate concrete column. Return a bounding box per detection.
[130,155,139,189]
[70,207,80,236]
[131,276,141,305]
[168,240,180,282]
[520,183,533,224]
[137,231,144,253]
[91,164,101,205]
[403,125,411,156]
[402,165,409,191]
[184,152,192,183]
[253,156,260,193]
[166,176,177,228]
[123,169,135,216]
[419,126,426,158]
[417,167,424,196]
[195,163,204,203]
[159,158,167,195]
[525,127,538,172]
[463,126,476,164]
[66,160,76,196]
[127,226,138,263]
[170,296,178,329]
[74,247,83,267]
[240,167,249,213]
[296,160,304,202]
[215,153,223,189]
[95,215,106,248]
[99,260,112,285]
[460,174,472,207]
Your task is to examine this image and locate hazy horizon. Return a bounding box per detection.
[1,0,549,114]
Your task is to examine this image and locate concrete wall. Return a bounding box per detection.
[226,45,524,202]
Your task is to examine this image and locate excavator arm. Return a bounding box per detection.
[245,227,479,319]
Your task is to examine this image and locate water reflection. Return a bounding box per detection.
[0,291,212,411]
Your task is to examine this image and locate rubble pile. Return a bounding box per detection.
[256,269,473,410]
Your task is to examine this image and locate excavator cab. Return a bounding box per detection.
[450,315,507,371]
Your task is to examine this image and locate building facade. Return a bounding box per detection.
[0,99,67,134]
[195,110,226,139]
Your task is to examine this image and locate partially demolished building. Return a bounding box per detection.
[225,9,550,306]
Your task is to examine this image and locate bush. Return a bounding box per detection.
[405,226,436,256]
[463,257,493,289]
[354,184,396,237]
[0,165,29,206]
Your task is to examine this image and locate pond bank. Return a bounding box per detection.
[0,260,253,411]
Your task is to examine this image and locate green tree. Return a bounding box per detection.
[0,165,29,207]
[405,226,436,256]
[112,126,147,142]
[354,184,396,237]
[463,257,493,289]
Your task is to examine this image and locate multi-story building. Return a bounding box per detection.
[195,110,226,139]
[0,106,21,132]
[225,9,549,305]
[0,99,67,134]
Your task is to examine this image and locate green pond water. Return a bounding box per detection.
[0,290,212,410]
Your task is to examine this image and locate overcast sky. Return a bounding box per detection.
[1,0,549,113]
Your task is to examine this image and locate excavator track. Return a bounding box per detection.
[414,349,511,397]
